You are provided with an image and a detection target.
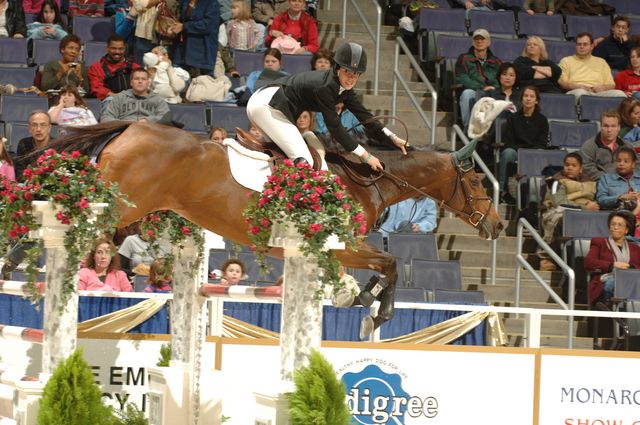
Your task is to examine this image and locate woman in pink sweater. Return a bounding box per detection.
[0,138,15,182]
[79,238,132,292]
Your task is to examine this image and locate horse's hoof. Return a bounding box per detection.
[333,289,355,308]
[359,315,375,340]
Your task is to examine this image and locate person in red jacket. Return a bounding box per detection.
[615,47,640,99]
[264,0,318,54]
[87,34,140,102]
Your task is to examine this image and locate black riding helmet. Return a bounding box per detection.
[333,42,367,74]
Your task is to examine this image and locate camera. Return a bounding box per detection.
[68,62,78,67]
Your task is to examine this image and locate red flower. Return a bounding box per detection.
[310,203,321,212]
[285,202,294,210]
[335,192,344,200]
[23,191,33,202]
[358,224,367,235]
[278,191,286,199]
[78,197,90,209]
[302,182,312,190]
[309,223,323,233]
[250,226,261,235]
[292,192,302,201]
[283,159,293,167]
[8,229,17,239]
[259,218,271,228]
[56,211,70,225]
[60,175,69,184]
[354,212,365,223]
[314,186,325,195]
[146,229,156,238]
[22,169,33,180]
[19,225,29,234]
[45,148,56,156]
[287,180,295,187]
[88,186,96,192]
[71,151,81,158]
[342,203,351,211]
[181,226,191,236]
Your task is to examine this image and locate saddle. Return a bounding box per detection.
[235,127,323,171]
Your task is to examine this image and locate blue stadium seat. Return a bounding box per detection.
[605,0,628,14]
[207,103,249,137]
[579,95,624,122]
[490,38,526,61]
[85,97,101,122]
[614,269,640,300]
[208,249,229,273]
[169,103,208,132]
[72,16,115,42]
[83,41,107,67]
[562,210,610,239]
[410,258,462,292]
[418,8,467,61]
[565,15,611,40]
[544,40,577,63]
[516,148,566,177]
[364,231,384,251]
[517,12,564,40]
[436,34,471,61]
[0,38,29,66]
[433,289,486,304]
[395,288,428,302]
[282,53,312,74]
[387,232,439,265]
[0,66,35,87]
[540,93,578,120]
[0,95,49,123]
[5,122,31,154]
[31,39,61,66]
[233,50,264,76]
[468,9,517,38]
[548,120,599,149]
[25,13,36,24]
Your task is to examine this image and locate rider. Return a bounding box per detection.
[246,42,408,170]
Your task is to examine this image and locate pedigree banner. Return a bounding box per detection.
[539,353,640,425]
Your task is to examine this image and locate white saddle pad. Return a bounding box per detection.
[224,138,272,192]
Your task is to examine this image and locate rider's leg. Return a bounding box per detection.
[246,86,313,164]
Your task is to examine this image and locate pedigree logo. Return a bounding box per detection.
[341,362,438,424]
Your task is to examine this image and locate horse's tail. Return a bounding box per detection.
[27,120,135,160]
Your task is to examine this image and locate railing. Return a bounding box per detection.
[341,0,381,95]
[392,37,437,146]
[451,124,498,286]
[515,217,576,348]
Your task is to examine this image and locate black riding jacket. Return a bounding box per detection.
[266,69,390,152]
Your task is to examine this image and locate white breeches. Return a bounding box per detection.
[246,86,313,164]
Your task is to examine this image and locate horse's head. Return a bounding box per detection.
[442,140,503,240]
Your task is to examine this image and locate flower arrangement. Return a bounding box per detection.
[0,149,125,304]
[243,160,366,294]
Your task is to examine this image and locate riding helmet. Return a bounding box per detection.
[334,42,367,74]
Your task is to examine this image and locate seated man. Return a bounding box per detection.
[558,32,626,101]
[101,68,172,124]
[593,16,633,75]
[14,110,53,182]
[378,197,438,238]
[455,29,502,129]
[88,35,140,103]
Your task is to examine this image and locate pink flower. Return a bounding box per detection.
[71,151,81,158]
[146,229,156,238]
[285,202,294,210]
[335,192,344,200]
[310,193,319,203]
[354,212,365,223]
[358,224,367,235]
[283,159,294,167]
[259,218,271,228]
[309,223,323,233]
[278,191,285,199]
[342,203,351,211]
[314,186,325,195]
[22,169,33,180]
[181,226,191,235]
[77,197,90,209]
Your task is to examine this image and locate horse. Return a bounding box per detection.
[38,120,503,334]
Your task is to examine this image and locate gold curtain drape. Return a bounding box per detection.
[77,298,168,333]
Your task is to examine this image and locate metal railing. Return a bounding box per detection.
[515,217,576,348]
[451,124,498,286]
[342,0,381,95]
[392,37,437,146]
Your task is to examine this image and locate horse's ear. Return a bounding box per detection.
[454,139,477,162]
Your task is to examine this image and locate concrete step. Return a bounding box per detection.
[438,249,533,268]
[506,334,594,349]
[437,217,510,235]
[318,6,388,24]
[503,317,588,337]
[437,234,537,253]
[361,94,436,112]
[464,284,560,304]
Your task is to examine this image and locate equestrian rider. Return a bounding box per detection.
[246,42,408,170]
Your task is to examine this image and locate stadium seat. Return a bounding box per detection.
[629,2,640,15]
[468,9,517,38]
[548,120,599,149]
[208,249,229,274]
[364,231,384,252]
[5,122,30,154]
[433,289,486,304]
[72,16,115,42]
[544,40,577,63]
[31,39,61,66]
[282,53,312,74]
[82,41,107,67]
[436,34,471,62]
[0,95,49,123]
[0,38,29,66]
[539,93,578,120]
[233,50,264,76]
[517,12,564,40]
[490,38,526,62]
[85,97,101,122]
[133,275,147,292]
[562,210,610,240]
[605,0,628,14]
[516,148,566,178]
[410,258,462,293]
[614,269,640,301]
[387,232,439,266]
[25,13,36,24]
[395,287,428,302]
[579,95,624,122]
[168,103,208,132]
[0,66,35,87]
[565,15,611,40]
[418,8,467,61]
[207,103,249,137]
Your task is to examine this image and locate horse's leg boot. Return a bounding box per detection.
[357,275,389,307]
[377,283,396,321]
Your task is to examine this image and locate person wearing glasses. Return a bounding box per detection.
[14,110,53,182]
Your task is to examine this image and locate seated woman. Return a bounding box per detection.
[596,146,640,211]
[48,85,98,129]
[311,47,333,71]
[27,0,68,40]
[209,127,228,143]
[615,47,640,100]
[79,238,133,292]
[0,137,15,181]
[513,36,562,94]
[482,62,521,110]
[237,48,288,105]
[499,85,549,204]
[264,0,318,55]
[0,0,26,38]
[617,98,640,139]
[585,210,640,305]
[143,258,172,293]
[40,34,90,95]
[538,152,599,271]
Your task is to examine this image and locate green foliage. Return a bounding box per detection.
[38,348,118,425]
[156,343,172,367]
[289,350,351,425]
[114,403,148,425]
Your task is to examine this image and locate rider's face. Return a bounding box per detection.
[337,67,360,90]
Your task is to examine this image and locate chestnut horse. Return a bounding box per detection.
[40,121,503,333]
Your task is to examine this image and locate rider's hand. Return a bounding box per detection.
[367,154,383,172]
[393,136,408,155]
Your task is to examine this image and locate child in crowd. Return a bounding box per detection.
[311,47,333,70]
[227,0,261,51]
[217,258,245,286]
[143,258,173,293]
[248,122,266,143]
[0,138,15,182]
[27,0,68,40]
[48,85,98,128]
[209,127,228,143]
[143,50,185,104]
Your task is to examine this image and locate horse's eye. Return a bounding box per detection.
[470,178,480,188]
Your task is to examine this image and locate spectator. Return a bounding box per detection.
[513,36,562,93]
[580,111,638,181]
[14,110,52,182]
[593,16,632,75]
[101,68,172,123]
[295,110,314,133]
[315,101,367,148]
[114,1,137,44]
[596,146,640,210]
[68,0,104,17]
[237,48,288,105]
[105,0,128,16]
[118,223,169,277]
[585,210,640,305]
[22,0,60,14]
[558,32,626,101]
[252,0,288,27]
[216,258,245,286]
[311,47,333,71]
[499,86,549,203]
[452,0,509,17]
[323,265,360,307]
[209,127,227,143]
[88,35,140,101]
[455,28,502,129]
[378,197,438,238]
[524,0,554,15]
[40,34,89,95]
[227,0,261,51]
[265,0,318,55]
[143,50,185,104]
[538,152,598,271]
[0,138,15,182]
[617,98,640,138]
[171,0,220,78]
[482,62,521,110]
[143,258,172,293]
[79,238,132,292]
[27,0,68,40]
[132,0,161,66]
[48,85,98,128]
[615,46,640,99]
[248,122,266,143]
[217,43,240,78]
[0,0,26,38]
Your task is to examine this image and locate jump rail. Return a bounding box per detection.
[0,325,43,344]
[0,281,45,297]
[199,284,282,300]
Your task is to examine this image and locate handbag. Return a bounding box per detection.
[155,0,179,39]
[270,35,301,54]
[185,75,232,102]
